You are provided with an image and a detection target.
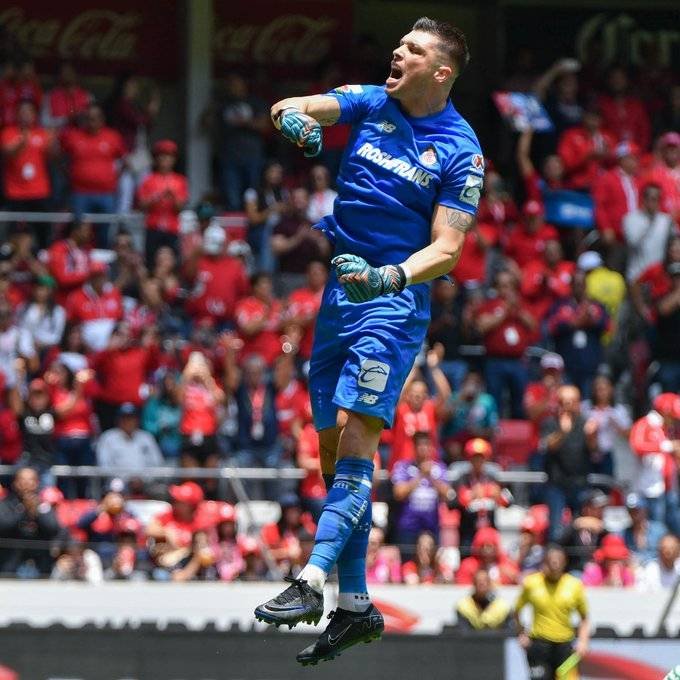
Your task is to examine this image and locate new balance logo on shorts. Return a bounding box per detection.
[358,359,390,392]
[357,393,379,405]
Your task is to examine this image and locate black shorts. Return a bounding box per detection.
[526,638,574,679]
[180,434,218,464]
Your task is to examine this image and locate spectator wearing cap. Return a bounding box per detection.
[597,66,651,151]
[136,139,188,268]
[582,374,632,480]
[18,275,65,356]
[235,273,284,366]
[44,362,96,498]
[547,270,608,397]
[0,300,38,390]
[639,534,680,591]
[271,187,331,297]
[503,200,559,270]
[60,103,125,248]
[455,568,512,631]
[96,402,163,472]
[391,432,452,559]
[145,481,205,579]
[520,238,574,324]
[559,489,609,574]
[46,220,92,304]
[640,132,680,221]
[653,258,680,392]
[90,321,158,431]
[284,261,327,361]
[592,141,640,262]
[557,104,616,191]
[455,438,512,554]
[106,514,145,580]
[440,370,498,463]
[512,516,545,576]
[623,182,676,283]
[621,493,667,566]
[1,100,56,246]
[629,393,680,533]
[475,269,536,419]
[456,527,519,586]
[524,352,564,453]
[184,224,249,329]
[542,385,598,542]
[65,261,123,352]
[0,467,62,577]
[582,534,635,587]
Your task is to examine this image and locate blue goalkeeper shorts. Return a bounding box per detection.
[308,273,430,430]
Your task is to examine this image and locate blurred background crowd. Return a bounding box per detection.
[0,8,679,610]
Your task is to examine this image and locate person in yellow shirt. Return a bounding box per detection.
[455,569,512,631]
[514,546,590,679]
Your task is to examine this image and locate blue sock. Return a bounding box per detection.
[322,473,335,493]
[337,496,372,611]
[308,457,374,576]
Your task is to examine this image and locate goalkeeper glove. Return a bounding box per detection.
[332,254,408,303]
[274,107,322,158]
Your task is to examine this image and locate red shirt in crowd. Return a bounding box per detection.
[597,95,651,151]
[136,171,189,234]
[61,126,125,193]
[476,196,519,235]
[558,125,616,190]
[0,77,42,126]
[477,298,536,358]
[47,239,90,303]
[0,126,52,200]
[523,168,564,204]
[44,86,91,125]
[186,255,249,325]
[297,423,325,501]
[502,223,559,269]
[640,161,680,221]
[389,399,439,469]
[235,297,284,366]
[629,410,677,496]
[180,383,219,436]
[66,284,123,325]
[523,381,561,450]
[152,508,202,549]
[636,262,673,303]
[286,286,323,359]
[0,407,22,464]
[454,224,499,285]
[51,386,95,438]
[520,259,575,322]
[275,379,308,438]
[91,345,157,406]
[592,168,639,241]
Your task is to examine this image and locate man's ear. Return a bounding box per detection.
[434,64,454,85]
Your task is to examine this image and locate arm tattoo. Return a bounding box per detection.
[445,208,475,233]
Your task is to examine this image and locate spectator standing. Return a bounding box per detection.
[391,432,451,557]
[475,270,536,418]
[597,66,651,151]
[137,140,188,266]
[185,225,250,329]
[512,517,546,576]
[547,271,608,397]
[560,489,609,574]
[285,261,327,360]
[629,393,680,533]
[141,371,182,461]
[524,353,565,453]
[235,273,283,367]
[640,132,680,220]
[622,493,667,567]
[503,200,559,269]
[1,101,55,245]
[639,534,680,591]
[542,385,597,541]
[272,187,331,296]
[18,275,65,357]
[61,103,125,247]
[0,373,22,465]
[306,165,338,224]
[0,300,38,389]
[41,63,91,130]
[582,534,635,587]
[654,260,680,392]
[456,527,519,586]
[46,220,92,304]
[455,568,512,631]
[516,128,565,204]
[624,182,676,283]
[96,402,163,471]
[0,467,61,577]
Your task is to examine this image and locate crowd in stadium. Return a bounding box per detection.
[0,38,679,597]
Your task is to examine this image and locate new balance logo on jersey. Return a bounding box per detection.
[357,393,379,405]
[378,120,396,133]
[355,142,435,187]
[358,359,390,392]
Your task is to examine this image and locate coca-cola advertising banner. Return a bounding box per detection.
[0,1,179,78]
[213,0,353,76]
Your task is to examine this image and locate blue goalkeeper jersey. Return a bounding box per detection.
[324,83,484,267]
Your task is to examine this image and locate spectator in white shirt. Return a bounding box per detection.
[639,534,680,591]
[0,300,38,389]
[19,276,66,354]
[624,183,677,282]
[96,402,163,471]
[306,165,338,224]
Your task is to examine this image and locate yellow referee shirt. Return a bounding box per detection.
[515,572,588,643]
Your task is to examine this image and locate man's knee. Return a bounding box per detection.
[337,408,383,436]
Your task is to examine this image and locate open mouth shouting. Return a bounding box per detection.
[386,61,404,90]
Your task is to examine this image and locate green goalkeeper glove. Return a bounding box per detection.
[332,254,407,303]
[274,107,322,158]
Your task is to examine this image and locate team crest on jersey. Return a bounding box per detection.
[378,120,396,133]
[420,147,437,167]
[334,84,363,94]
[470,154,485,173]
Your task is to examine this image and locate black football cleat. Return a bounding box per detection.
[254,576,324,629]
[296,604,384,666]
